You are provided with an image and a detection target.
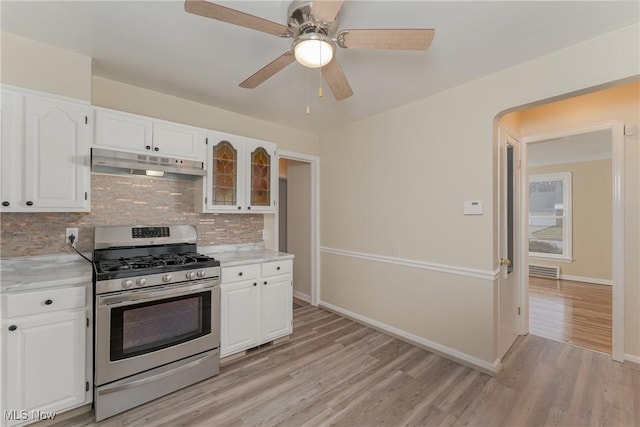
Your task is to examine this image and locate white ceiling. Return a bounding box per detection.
[2,1,638,134]
[528,129,612,167]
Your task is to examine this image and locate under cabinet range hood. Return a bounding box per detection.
[91,148,206,180]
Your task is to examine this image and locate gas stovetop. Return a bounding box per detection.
[97,253,217,275]
[92,225,220,294]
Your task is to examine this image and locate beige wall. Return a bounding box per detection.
[1,32,91,101]
[287,161,312,298]
[528,160,612,281]
[319,24,639,365]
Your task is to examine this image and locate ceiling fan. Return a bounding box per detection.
[184,0,435,101]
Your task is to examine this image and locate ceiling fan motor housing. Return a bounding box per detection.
[287,0,339,37]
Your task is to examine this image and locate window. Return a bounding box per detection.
[528,172,572,260]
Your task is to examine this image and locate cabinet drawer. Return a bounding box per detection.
[262,260,293,278]
[3,286,86,318]
[221,264,260,284]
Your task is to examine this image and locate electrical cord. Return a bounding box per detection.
[68,234,98,276]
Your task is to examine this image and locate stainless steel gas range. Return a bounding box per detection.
[92,225,220,421]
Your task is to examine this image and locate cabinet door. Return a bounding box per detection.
[152,122,203,160]
[204,134,247,212]
[23,96,90,211]
[245,140,276,213]
[94,108,152,152]
[220,280,259,357]
[4,310,86,426]
[260,277,292,342]
[0,91,24,211]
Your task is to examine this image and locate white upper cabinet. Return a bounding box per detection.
[196,131,276,213]
[1,88,91,212]
[93,108,204,161]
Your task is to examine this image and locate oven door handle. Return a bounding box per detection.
[98,281,218,307]
[97,351,219,396]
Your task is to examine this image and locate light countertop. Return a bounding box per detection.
[1,254,93,293]
[200,244,294,267]
[1,245,293,293]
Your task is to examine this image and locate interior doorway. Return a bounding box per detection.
[521,122,625,362]
[276,152,319,307]
[525,128,613,355]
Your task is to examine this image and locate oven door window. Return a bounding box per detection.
[110,291,211,361]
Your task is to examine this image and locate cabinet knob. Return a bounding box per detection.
[2,201,9,207]
[238,272,243,276]
[154,147,159,152]
[253,282,257,287]
[247,206,251,210]
[44,299,53,306]
[8,325,17,331]
[263,281,267,285]
[146,145,151,150]
[237,206,241,210]
[277,266,281,270]
[26,201,33,206]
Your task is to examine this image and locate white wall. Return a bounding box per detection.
[319,24,639,368]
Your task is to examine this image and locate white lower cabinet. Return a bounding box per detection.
[1,286,91,427]
[220,260,293,358]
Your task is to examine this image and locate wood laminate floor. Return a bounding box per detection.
[529,276,612,354]
[57,305,638,427]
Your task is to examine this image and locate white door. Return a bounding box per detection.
[4,310,86,426]
[498,127,521,359]
[152,121,203,160]
[220,281,260,356]
[24,96,90,210]
[261,277,292,342]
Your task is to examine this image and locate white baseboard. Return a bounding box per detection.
[293,290,311,303]
[319,301,499,376]
[625,353,640,365]
[560,274,613,286]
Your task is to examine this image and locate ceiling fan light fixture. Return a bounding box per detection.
[293,33,334,68]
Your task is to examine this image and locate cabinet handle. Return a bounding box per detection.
[154,147,159,152]
[1,201,9,207]
[145,145,151,150]
[26,201,33,206]
[8,325,17,331]
[238,272,243,276]
[44,299,53,306]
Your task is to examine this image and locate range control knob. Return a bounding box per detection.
[186,271,197,280]
[136,278,147,287]
[196,270,206,278]
[162,274,173,283]
[122,279,133,289]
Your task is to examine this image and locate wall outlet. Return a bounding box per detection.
[66,227,79,248]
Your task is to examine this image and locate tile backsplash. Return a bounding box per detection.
[0,174,263,258]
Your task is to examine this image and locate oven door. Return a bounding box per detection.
[95,279,220,386]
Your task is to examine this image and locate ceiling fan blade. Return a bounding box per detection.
[337,29,435,50]
[321,57,353,101]
[310,0,344,24]
[239,52,296,89]
[184,0,292,37]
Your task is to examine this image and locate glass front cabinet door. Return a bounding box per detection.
[196,132,276,213]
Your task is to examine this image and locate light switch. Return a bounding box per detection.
[464,201,483,215]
